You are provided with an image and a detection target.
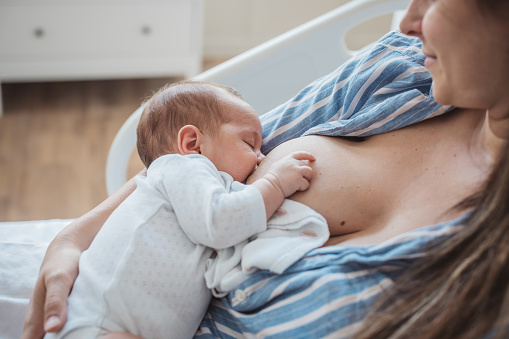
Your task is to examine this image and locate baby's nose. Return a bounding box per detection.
[257,153,265,165]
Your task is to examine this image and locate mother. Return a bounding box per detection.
[23,0,509,337]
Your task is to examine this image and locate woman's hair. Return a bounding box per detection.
[355,141,509,339]
[136,80,242,167]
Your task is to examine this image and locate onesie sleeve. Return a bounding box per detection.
[148,154,267,249]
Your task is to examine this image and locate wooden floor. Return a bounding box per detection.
[0,77,183,221]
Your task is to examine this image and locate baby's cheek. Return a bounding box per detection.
[238,162,255,184]
[247,152,279,184]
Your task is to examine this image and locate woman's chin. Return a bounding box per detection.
[430,83,452,106]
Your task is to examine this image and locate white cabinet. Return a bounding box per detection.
[0,0,204,113]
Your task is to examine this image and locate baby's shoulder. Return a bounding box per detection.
[149,153,211,170]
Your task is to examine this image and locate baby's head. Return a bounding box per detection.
[137,80,264,182]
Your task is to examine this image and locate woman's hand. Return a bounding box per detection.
[21,237,82,338]
[21,172,141,338]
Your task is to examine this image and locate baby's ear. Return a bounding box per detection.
[177,125,203,155]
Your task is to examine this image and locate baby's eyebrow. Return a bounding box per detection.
[243,128,258,138]
[245,133,257,143]
[241,124,262,143]
[249,131,261,142]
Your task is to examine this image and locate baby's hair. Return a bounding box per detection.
[136,80,243,168]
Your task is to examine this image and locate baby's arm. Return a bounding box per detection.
[161,153,313,249]
[251,151,315,220]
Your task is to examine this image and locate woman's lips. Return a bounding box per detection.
[423,52,437,68]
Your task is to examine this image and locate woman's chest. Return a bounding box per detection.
[258,110,487,243]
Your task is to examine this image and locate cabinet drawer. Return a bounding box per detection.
[0,4,194,62]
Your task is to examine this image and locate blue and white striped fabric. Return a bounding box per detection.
[196,220,464,339]
[195,31,460,338]
[260,30,452,155]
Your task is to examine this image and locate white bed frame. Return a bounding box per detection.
[105,0,410,196]
[0,1,410,338]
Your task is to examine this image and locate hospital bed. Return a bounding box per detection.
[0,1,410,338]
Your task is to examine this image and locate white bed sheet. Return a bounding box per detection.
[0,219,73,339]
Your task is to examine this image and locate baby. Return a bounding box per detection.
[46,81,328,339]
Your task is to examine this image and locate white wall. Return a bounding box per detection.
[203,0,392,58]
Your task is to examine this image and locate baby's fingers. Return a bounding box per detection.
[298,164,314,182]
[296,176,312,192]
[289,151,316,162]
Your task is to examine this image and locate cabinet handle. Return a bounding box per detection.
[141,25,151,35]
[34,28,45,38]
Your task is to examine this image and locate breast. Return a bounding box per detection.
[249,135,400,236]
[248,110,486,241]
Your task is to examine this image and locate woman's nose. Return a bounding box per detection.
[257,153,265,165]
[399,0,425,38]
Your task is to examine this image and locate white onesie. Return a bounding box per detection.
[45,154,328,339]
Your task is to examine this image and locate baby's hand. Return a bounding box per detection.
[264,151,315,198]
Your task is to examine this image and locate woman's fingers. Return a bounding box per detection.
[21,276,46,339]
[22,246,81,338]
[42,251,82,332]
[43,271,72,332]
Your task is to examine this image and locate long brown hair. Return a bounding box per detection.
[355,139,509,338]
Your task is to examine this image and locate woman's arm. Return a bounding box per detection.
[21,171,142,339]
